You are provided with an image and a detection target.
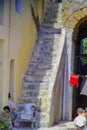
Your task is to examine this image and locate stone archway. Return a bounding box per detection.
[72,17,87,117]
[63,6,87,119]
[63,8,87,29]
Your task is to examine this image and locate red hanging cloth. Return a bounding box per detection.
[69,73,79,88]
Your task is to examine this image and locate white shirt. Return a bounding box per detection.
[74,115,86,127]
[8,99,15,109]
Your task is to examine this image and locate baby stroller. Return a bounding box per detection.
[19,103,38,128]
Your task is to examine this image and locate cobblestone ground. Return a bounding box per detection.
[13,122,77,130]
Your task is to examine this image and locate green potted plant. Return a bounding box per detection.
[0,116,10,130]
[0,110,12,130]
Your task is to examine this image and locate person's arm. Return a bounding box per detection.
[73,117,77,125]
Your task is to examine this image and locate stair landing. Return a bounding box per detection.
[13,122,77,130]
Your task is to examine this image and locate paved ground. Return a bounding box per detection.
[13,122,77,130]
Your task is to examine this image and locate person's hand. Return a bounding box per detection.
[11,108,15,111]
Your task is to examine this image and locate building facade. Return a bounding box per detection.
[1,0,87,128]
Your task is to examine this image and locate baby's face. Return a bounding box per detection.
[31,107,35,111]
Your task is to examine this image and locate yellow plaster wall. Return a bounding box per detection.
[14,0,44,103]
[0,40,3,108]
[0,0,45,108]
[30,0,44,24]
[0,1,10,108]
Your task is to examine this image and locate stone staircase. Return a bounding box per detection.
[17,1,64,128]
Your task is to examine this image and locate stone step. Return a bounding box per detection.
[19,90,48,99]
[29,61,54,66]
[32,45,59,52]
[37,121,50,128]
[23,76,50,82]
[44,9,59,15]
[32,52,58,59]
[25,73,51,78]
[44,12,61,19]
[45,9,59,14]
[19,95,48,100]
[36,38,60,45]
[45,10,58,15]
[44,18,62,23]
[26,67,52,75]
[21,89,48,95]
[42,23,61,28]
[46,6,59,11]
[35,45,60,52]
[44,15,58,21]
[32,51,52,58]
[22,83,49,90]
[37,38,60,45]
[38,35,60,41]
[45,12,62,18]
[44,19,58,23]
[29,61,54,65]
[23,78,50,83]
[33,44,54,51]
[26,69,52,76]
[39,34,60,40]
[28,64,52,70]
[44,21,62,25]
[29,63,53,69]
[18,97,48,105]
[35,34,61,43]
[46,3,59,8]
[29,64,53,70]
[31,56,56,63]
[27,63,54,69]
[34,44,54,51]
[40,27,61,34]
[18,101,47,108]
[40,30,61,35]
[44,14,58,20]
[28,65,52,71]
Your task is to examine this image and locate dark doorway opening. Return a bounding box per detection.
[72,18,87,118]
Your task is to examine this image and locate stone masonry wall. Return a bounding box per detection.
[63,0,87,29]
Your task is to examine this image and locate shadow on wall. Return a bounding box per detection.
[50,42,66,125]
[30,4,40,32]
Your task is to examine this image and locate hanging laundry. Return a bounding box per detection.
[80,77,87,96]
[69,73,79,87]
[79,77,86,91]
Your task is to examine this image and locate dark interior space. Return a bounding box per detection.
[72,19,87,118]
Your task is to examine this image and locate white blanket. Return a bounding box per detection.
[20,103,36,120]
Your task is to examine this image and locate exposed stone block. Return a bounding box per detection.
[63,8,70,23]
[82,7,87,16]
[64,15,78,28]
[73,10,85,20]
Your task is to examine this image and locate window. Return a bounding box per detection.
[80,38,87,65]
[15,0,22,13]
[0,0,4,25]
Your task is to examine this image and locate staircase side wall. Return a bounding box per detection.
[49,29,66,125]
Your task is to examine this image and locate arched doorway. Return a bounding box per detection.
[72,18,87,117]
